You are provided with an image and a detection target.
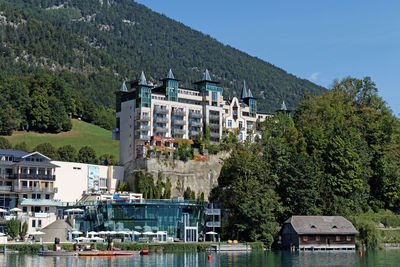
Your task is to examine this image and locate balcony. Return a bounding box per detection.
[136,125,151,131]
[210,132,220,138]
[13,186,58,193]
[136,135,150,141]
[206,221,221,227]
[154,127,168,133]
[189,121,202,127]
[205,208,221,215]
[136,115,151,121]
[209,114,220,121]
[0,185,12,192]
[154,117,168,123]
[209,123,220,130]
[14,174,56,181]
[172,110,186,116]
[19,198,61,207]
[172,119,185,126]
[172,128,186,135]
[189,131,200,137]
[154,107,169,114]
[189,112,202,119]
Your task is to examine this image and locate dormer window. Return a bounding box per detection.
[332,225,338,229]
[311,225,317,229]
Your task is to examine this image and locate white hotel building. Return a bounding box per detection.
[114,69,273,165]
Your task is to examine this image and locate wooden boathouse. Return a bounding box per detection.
[281,216,358,251]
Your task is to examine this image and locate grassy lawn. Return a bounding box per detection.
[1,119,119,160]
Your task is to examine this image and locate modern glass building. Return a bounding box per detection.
[73,199,215,241]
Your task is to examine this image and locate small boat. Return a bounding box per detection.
[78,251,133,256]
[140,250,149,255]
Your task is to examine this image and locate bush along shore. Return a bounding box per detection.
[3,242,264,255]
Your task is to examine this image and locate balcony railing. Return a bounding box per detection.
[172,110,186,116]
[136,125,151,131]
[13,174,56,181]
[136,115,151,121]
[210,132,220,138]
[189,131,200,137]
[209,123,220,130]
[136,135,150,141]
[206,221,221,227]
[0,186,12,192]
[13,186,57,193]
[172,119,185,126]
[154,117,168,123]
[189,121,202,127]
[154,127,168,133]
[172,129,186,135]
[209,114,220,121]
[154,108,169,114]
[189,112,202,118]
[205,208,221,215]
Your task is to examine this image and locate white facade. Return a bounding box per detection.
[52,161,124,203]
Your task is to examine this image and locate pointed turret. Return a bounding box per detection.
[240,81,248,99]
[167,69,175,79]
[120,81,128,92]
[203,69,211,81]
[138,71,147,85]
[281,100,287,111]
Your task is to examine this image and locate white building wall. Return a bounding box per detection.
[52,161,124,203]
[120,99,136,165]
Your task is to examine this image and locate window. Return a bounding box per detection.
[45,207,49,212]
[23,194,28,199]
[38,220,42,228]
[346,236,351,241]
[32,220,36,228]
[227,120,232,128]
[336,235,341,241]
[45,194,50,200]
[303,236,308,241]
[37,194,41,199]
[239,121,243,129]
[316,235,320,241]
[73,167,81,170]
[22,207,27,212]
[32,194,36,199]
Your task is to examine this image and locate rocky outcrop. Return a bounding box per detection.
[124,152,229,201]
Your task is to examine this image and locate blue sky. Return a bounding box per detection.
[135,0,400,116]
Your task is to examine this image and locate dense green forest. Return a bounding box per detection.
[210,77,400,247]
[0,0,325,135]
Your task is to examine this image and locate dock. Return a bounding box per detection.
[208,244,251,252]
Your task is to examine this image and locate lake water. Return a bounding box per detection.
[0,250,400,266]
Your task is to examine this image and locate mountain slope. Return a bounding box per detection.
[1,0,325,111]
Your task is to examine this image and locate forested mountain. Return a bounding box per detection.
[1,0,325,111]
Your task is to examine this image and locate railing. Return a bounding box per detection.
[0,186,12,192]
[154,117,168,123]
[136,115,151,121]
[209,114,220,121]
[189,131,200,137]
[189,121,202,127]
[172,129,186,135]
[209,123,220,129]
[136,135,150,141]
[172,110,186,116]
[205,208,221,215]
[171,119,185,126]
[13,186,57,193]
[154,127,168,133]
[136,125,151,131]
[210,132,220,138]
[154,108,169,114]
[206,221,221,227]
[189,112,202,118]
[14,174,56,180]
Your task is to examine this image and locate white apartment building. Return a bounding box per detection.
[114,69,273,165]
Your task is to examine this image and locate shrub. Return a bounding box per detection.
[5,219,20,239]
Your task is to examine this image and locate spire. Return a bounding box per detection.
[120,81,128,92]
[281,100,287,111]
[139,71,147,85]
[166,69,175,79]
[240,80,248,99]
[203,69,211,81]
[247,88,254,98]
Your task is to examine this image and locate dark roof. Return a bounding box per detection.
[285,216,358,235]
[0,149,28,158]
[15,161,59,168]
[240,81,248,99]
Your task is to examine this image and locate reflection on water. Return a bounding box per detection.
[1,250,400,267]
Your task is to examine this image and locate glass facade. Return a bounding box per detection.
[166,80,178,101]
[249,99,257,117]
[74,200,207,239]
[136,86,151,108]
